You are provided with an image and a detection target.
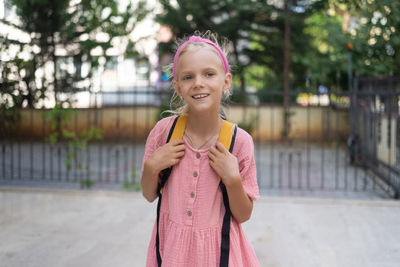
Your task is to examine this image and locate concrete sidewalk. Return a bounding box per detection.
[1,187,399,267]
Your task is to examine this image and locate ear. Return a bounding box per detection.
[223,73,232,92]
[174,79,181,97]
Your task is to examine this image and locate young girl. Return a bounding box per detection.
[141,32,260,267]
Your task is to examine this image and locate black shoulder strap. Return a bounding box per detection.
[157,116,182,193]
[156,116,181,266]
[219,124,237,267]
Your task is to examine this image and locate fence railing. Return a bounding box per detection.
[351,77,400,198]
[1,87,399,198]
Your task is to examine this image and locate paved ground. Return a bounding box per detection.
[1,187,400,267]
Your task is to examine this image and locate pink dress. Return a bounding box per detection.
[142,116,260,267]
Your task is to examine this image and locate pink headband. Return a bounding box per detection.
[173,35,229,79]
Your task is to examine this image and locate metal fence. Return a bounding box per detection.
[1,84,399,199]
[350,77,400,198]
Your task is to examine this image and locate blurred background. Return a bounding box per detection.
[0,0,399,199]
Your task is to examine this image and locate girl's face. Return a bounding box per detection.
[174,47,232,116]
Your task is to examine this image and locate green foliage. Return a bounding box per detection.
[230,90,248,104]
[314,0,400,78]
[43,104,77,145]
[123,167,141,192]
[352,0,400,75]
[3,0,149,107]
[0,42,40,108]
[237,113,258,135]
[156,0,273,92]
[156,91,182,121]
[44,105,103,189]
[80,177,95,190]
[302,11,349,90]
[244,65,277,91]
[247,0,327,92]
[157,0,328,93]
[330,94,348,108]
[157,99,172,121]
[63,126,103,151]
[157,0,399,94]
[65,125,103,189]
[0,100,21,138]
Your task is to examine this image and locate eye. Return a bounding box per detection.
[182,75,192,80]
[205,72,215,77]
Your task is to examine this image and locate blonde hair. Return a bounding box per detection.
[164,31,231,119]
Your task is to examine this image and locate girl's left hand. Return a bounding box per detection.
[208,142,241,187]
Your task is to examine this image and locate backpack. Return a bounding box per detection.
[155,115,237,267]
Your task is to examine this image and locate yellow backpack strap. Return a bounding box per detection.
[167,115,187,143]
[218,120,237,153]
[169,116,236,149]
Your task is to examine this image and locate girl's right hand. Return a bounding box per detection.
[146,139,185,174]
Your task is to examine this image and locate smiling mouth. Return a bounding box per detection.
[192,94,209,100]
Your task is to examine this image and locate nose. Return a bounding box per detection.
[193,75,204,88]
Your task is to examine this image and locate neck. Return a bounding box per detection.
[186,110,222,138]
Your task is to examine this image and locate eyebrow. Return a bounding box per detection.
[179,67,219,74]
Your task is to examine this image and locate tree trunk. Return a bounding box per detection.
[233,40,247,122]
[233,41,246,94]
[51,35,59,106]
[283,0,291,140]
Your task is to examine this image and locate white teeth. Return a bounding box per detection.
[193,94,208,99]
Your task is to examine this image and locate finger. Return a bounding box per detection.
[209,159,215,168]
[170,142,185,150]
[209,145,218,156]
[215,142,228,153]
[173,144,185,152]
[178,143,186,149]
[175,151,185,158]
[208,161,220,175]
[171,138,184,145]
[208,152,215,162]
[171,158,180,166]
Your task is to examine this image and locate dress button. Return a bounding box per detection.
[190,192,195,198]
[196,152,201,159]
[193,171,198,178]
[187,211,192,216]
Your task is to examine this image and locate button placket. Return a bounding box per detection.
[185,151,201,225]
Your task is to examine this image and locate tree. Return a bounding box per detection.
[245,0,325,138]
[301,8,349,90]
[0,0,148,108]
[156,0,399,95]
[156,0,267,94]
[328,0,400,77]
[156,0,329,139]
[353,0,399,76]
[247,0,326,89]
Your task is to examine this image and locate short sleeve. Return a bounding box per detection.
[233,128,260,201]
[140,116,176,180]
